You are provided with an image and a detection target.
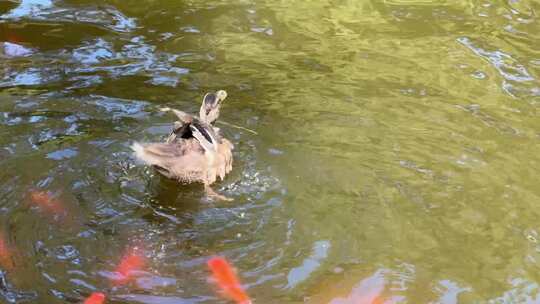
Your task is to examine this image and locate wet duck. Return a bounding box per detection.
[131,90,233,201]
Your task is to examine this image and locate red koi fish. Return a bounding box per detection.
[0,231,14,271]
[113,248,146,285]
[83,292,106,304]
[371,297,384,304]
[328,270,387,304]
[29,191,66,216]
[353,296,385,304]
[1,29,22,44]
[207,257,252,304]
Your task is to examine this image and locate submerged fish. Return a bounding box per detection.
[0,231,14,270]
[327,270,388,304]
[29,190,66,216]
[113,248,146,285]
[207,257,251,304]
[83,292,105,304]
[350,296,385,304]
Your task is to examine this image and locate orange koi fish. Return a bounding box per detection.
[207,256,252,304]
[83,292,105,304]
[113,248,146,285]
[0,231,14,270]
[353,296,385,304]
[0,25,23,44]
[326,270,388,304]
[29,191,66,216]
[371,297,385,304]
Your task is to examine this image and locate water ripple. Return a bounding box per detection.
[458,37,534,83]
[1,1,137,33]
[0,271,37,303]
[0,1,539,303]
[87,95,149,120]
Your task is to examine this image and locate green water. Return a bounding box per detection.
[0,0,539,303]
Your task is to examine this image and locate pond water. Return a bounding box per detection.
[0,0,539,303]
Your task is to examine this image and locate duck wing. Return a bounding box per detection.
[161,108,194,144]
[166,121,190,143]
[131,140,207,181]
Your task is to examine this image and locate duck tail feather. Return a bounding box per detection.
[131,142,163,166]
[131,142,146,160]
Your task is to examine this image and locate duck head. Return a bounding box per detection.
[199,90,227,124]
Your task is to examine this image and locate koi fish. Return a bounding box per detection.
[207,256,251,304]
[349,284,385,304]
[113,248,146,285]
[0,24,23,44]
[29,190,66,216]
[0,24,34,57]
[352,296,385,304]
[0,231,14,270]
[327,270,387,304]
[328,292,385,304]
[371,297,384,304]
[83,292,105,304]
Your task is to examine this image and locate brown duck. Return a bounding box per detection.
[131,90,233,201]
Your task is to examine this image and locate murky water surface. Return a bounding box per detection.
[0,0,539,303]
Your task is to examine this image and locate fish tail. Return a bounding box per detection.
[208,257,251,304]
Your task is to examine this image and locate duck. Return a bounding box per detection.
[131,90,234,201]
